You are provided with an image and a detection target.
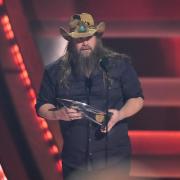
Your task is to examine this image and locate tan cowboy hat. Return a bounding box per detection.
[60,13,106,41]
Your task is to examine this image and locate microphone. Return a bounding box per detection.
[99,57,109,73]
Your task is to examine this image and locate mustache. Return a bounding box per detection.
[80,45,92,51]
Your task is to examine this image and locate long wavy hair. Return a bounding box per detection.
[58,35,124,88]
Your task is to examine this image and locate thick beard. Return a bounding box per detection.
[70,43,102,77]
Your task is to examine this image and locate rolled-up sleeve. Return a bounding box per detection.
[120,58,144,101]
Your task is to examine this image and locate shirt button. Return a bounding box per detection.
[89,153,93,156]
[88,138,91,142]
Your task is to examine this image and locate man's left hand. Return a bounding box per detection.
[101,109,122,132]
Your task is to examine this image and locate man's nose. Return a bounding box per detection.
[82,40,88,45]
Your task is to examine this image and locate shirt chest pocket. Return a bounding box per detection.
[108,77,121,89]
[108,78,123,100]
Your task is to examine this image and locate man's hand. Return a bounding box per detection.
[38,104,83,121]
[101,109,122,132]
[54,107,83,121]
[101,97,144,132]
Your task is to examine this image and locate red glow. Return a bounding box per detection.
[49,145,59,155]
[0,0,4,6]
[11,44,19,52]
[129,130,180,137]
[7,31,14,39]
[43,130,53,141]
[10,45,32,88]
[32,99,36,106]
[19,63,25,71]
[23,78,31,86]
[14,54,23,65]
[56,160,62,173]
[171,39,180,76]
[21,71,28,79]
[1,15,8,24]
[4,23,11,32]
[30,100,36,110]
[2,13,61,173]
[1,15,14,40]
[129,131,180,155]
[10,46,23,65]
[38,119,48,129]
[28,88,36,99]
[16,53,23,64]
[19,70,31,87]
[0,164,8,180]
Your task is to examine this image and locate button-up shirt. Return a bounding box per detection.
[35,56,143,170]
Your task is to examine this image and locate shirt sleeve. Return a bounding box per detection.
[120,58,144,101]
[35,68,56,114]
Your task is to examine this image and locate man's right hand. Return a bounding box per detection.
[38,104,83,121]
[53,107,83,121]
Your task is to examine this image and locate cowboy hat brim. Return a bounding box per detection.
[60,22,106,41]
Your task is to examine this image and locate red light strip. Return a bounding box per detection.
[0,14,62,173]
[43,130,53,141]
[0,164,8,180]
[1,15,14,40]
[49,145,59,155]
[56,160,62,172]
[129,130,180,137]
[129,130,180,155]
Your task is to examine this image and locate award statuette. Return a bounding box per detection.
[54,98,112,127]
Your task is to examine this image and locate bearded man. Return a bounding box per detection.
[35,13,144,179]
